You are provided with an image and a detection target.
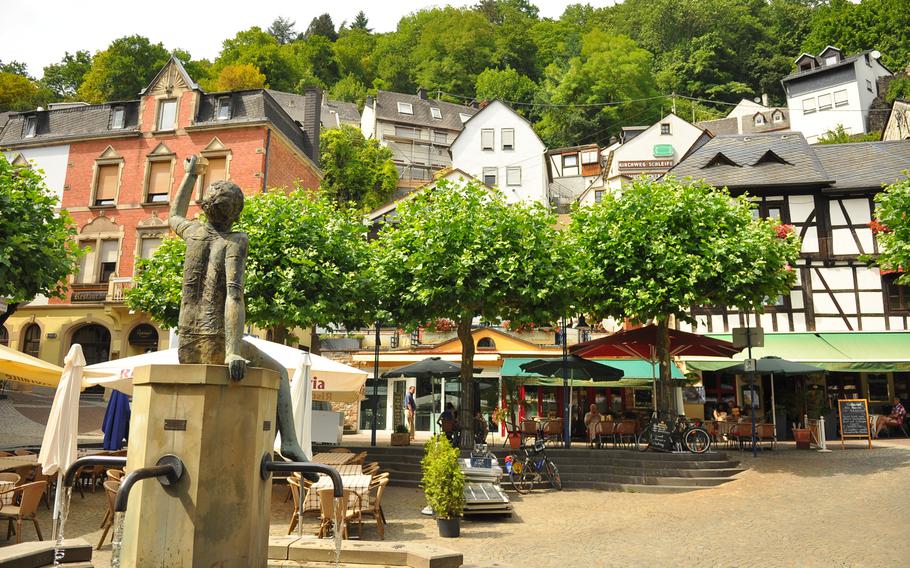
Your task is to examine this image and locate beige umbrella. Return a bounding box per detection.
[37,344,86,538]
[0,343,65,388]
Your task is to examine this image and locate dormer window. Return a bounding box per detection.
[23,115,36,138]
[660,123,671,135]
[430,107,442,119]
[825,56,838,66]
[799,62,813,72]
[754,114,765,126]
[216,97,232,120]
[156,99,178,131]
[397,102,413,115]
[111,106,125,129]
[459,113,471,123]
[753,150,791,166]
[702,152,738,168]
[772,111,784,123]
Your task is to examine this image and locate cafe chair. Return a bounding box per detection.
[316,487,362,540]
[519,419,538,445]
[542,419,563,447]
[97,481,120,550]
[328,448,352,453]
[361,477,389,539]
[0,481,46,544]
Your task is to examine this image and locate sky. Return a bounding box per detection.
[0,0,617,79]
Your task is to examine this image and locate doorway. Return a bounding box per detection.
[71,324,111,366]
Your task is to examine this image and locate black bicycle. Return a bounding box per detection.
[636,413,712,454]
[505,440,562,493]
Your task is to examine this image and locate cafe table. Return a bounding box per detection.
[0,479,16,505]
[0,454,38,472]
[303,473,373,512]
[311,452,357,466]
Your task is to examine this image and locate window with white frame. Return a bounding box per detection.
[24,116,36,138]
[433,130,447,144]
[156,99,178,131]
[834,90,848,107]
[660,123,671,135]
[481,129,494,150]
[818,93,832,111]
[76,239,120,284]
[111,106,125,129]
[825,56,838,66]
[501,128,514,150]
[772,111,784,123]
[506,166,521,186]
[802,97,816,114]
[581,150,598,164]
[594,190,604,204]
[145,158,173,203]
[93,163,120,206]
[198,154,229,199]
[394,125,419,138]
[430,107,442,119]
[397,102,413,114]
[562,154,578,176]
[216,97,232,120]
[754,114,765,125]
[866,79,873,93]
[482,167,497,186]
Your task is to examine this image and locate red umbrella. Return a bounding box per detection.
[571,324,740,361]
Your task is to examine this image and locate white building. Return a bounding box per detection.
[697,98,790,136]
[782,46,891,143]
[546,143,603,212]
[578,113,711,205]
[449,100,548,205]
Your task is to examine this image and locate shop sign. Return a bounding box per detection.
[732,327,764,349]
[617,159,674,171]
[653,144,674,157]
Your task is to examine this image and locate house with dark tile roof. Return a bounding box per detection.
[321,98,361,129]
[360,88,477,191]
[0,57,324,371]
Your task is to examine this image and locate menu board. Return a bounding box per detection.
[838,398,872,448]
[649,421,675,452]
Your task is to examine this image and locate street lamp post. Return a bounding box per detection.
[561,315,570,448]
[371,321,381,447]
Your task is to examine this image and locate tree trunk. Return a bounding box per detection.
[309,328,321,354]
[271,324,288,345]
[457,315,475,449]
[655,319,674,415]
[0,303,19,328]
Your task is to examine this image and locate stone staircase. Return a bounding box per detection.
[330,445,744,494]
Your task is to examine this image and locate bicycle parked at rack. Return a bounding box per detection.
[636,413,712,454]
[504,440,562,494]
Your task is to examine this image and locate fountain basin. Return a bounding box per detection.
[268,536,462,568]
[0,538,91,567]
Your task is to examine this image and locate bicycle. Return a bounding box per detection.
[504,440,562,494]
[636,413,712,454]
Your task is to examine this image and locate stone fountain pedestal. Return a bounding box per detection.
[121,364,279,568]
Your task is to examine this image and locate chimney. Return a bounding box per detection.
[302,88,323,163]
[416,87,428,100]
[761,93,769,107]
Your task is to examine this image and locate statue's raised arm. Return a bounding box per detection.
[170,155,200,233]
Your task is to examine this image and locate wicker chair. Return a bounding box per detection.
[361,477,389,539]
[542,419,563,447]
[97,481,120,549]
[328,448,352,453]
[316,488,362,540]
[0,481,46,544]
[13,449,33,457]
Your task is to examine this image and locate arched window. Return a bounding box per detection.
[754,114,765,126]
[71,324,111,366]
[0,326,8,347]
[22,324,41,358]
[477,337,496,350]
[772,111,784,124]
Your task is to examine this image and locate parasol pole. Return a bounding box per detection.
[770,371,777,442]
[747,312,757,458]
[561,316,570,448]
[371,321,380,447]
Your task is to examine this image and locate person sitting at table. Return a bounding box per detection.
[875,398,907,438]
[712,403,729,422]
[584,404,603,447]
[473,411,489,444]
[730,405,743,421]
[438,403,460,444]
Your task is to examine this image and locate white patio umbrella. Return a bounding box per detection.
[275,351,314,460]
[37,344,86,538]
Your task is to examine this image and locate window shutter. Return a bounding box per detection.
[76,242,96,284]
[481,129,494,150]
[501,129,514,149]
[202,157,227,193]
[99,240,119,264]
[140,237,162,259]
[95,164,119,203]
[147,161,172,201]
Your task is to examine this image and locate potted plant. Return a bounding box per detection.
[421,435,465,538]
[391,424,410,446]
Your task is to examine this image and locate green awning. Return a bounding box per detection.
[685,332,910,373]
[501,358,683,385]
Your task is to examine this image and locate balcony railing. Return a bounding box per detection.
[107,277,132,302]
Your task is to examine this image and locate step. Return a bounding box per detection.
[553,464,744,478]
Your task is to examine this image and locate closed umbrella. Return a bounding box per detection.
[101,390,131,451]
[37,344,86,539]
[275,352,314,460]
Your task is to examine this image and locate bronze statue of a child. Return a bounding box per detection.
[169,155,307,463]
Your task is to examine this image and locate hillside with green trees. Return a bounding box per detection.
[2,0,908,147]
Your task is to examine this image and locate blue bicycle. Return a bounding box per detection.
[505,440,562,494]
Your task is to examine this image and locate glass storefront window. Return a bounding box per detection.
[867,374,889,402]
[359,378,388,431]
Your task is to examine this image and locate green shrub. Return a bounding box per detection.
[394,424,410,434]
[420,435,465,520]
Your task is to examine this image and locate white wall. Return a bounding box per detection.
[450,101,547,204]
[360,102,376,140]
[4,144,70,204]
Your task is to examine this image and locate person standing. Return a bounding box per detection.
[405,385,417,440]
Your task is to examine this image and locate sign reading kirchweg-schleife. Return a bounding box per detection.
[837,398,872,449]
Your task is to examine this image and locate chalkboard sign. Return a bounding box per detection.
[649,421,675,452]
[838,398,872,449]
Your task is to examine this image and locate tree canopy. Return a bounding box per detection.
[126,189,376,340]
[319,125,398,210]
[571,176,801,411]
[870,175,910,285]
[373,179,575,443]
[0,153,83,323]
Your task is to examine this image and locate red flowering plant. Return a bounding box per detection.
[870,175,910,284]
[502,320,539,334]
[869,219,889,235]
[425,318,456,332]
[774,224,795,239]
